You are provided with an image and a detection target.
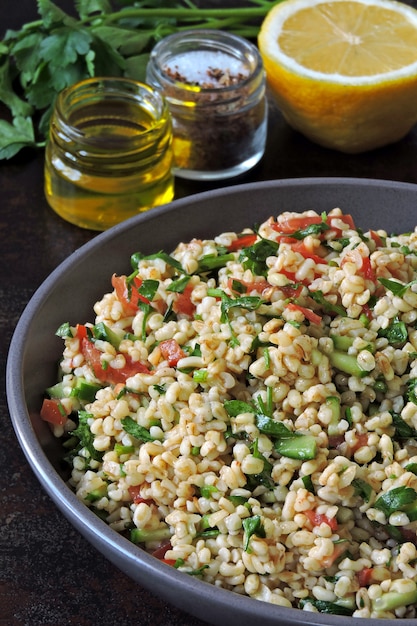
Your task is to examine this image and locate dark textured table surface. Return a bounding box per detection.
[3,1,417,625]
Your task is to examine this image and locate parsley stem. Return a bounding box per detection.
[101,7,276,26]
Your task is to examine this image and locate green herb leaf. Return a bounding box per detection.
[302,475,315,493]
[131,250,184,273]
[70,410,103,462]
[0,57,34,117]
[40,27,92,69]
[405,463,417,476]
[374,486,417,517]
[121,416,156,442]
[224,399,255,417]
[309,290,347,317]
[299,599,354,616]
[256,413,293,438]
[287,221,330,240]
[378,317,408,347]
[240,239,279,277]
[76,0,112,19]
[138,279,159,302]
[0,116,37,159]
[207,288,262,323]
[184,564,210,576]
[391,411,417,440]
[379,277,417,297]
[242,515,266,552]
[352,478,372,502]
[167,276,191,293]
[37,0,77,28]
[407,379,417,406]
[92,25,152,56]
[251,438,273,473]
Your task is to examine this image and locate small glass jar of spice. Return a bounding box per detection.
[146,29,267,180]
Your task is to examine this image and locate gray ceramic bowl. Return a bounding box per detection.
[7,178,417,626]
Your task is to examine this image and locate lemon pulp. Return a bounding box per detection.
[279,2,417,77]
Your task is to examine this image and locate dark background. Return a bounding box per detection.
[2,1,417,625]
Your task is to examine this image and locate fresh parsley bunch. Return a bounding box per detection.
[0,0,278,160]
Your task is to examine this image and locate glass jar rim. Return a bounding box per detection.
[148,29,264,94]
[54,77,170,148]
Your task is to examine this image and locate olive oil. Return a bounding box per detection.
[45,78,174,231]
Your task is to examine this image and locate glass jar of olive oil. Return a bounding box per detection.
[44,77,174,230]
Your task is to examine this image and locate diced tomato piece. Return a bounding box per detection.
[279,269,299,283]
[272,215,323,234]
[227,233,257,251]
[128,485,153,505]
[112,274,135,313]
[291,241,328,265]
[245,280,271,294]
[227,277,271,295]
[274,235,298,244]
[321,541,348,568]
[40,398,68,426]
[112,274,151,315]
[75,323,88,340]
[172,284,195,317]
[280,283,304,299]
[81,337,150,384]
[151,541,172,560]
[348,433,369,454]
[341,249,376,283]
[279,268,317,288]
[304,509,338,531]
[159,338,186,367]
[272,213,355,240]
[357,567,374,587]
[361,256,376,282]
[369,230,383,247]
[324,214,356,238]
[329,214,356,230]
[286,302,322,325]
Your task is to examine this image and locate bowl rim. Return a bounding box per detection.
[7,176,417,626]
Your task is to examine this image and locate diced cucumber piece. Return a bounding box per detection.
[71,378,102,402]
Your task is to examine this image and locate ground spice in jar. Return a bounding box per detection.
[146,31,267,180]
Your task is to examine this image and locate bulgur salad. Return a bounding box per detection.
[41,207,417,619]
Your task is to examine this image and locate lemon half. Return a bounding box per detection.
[258,0,417,152]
